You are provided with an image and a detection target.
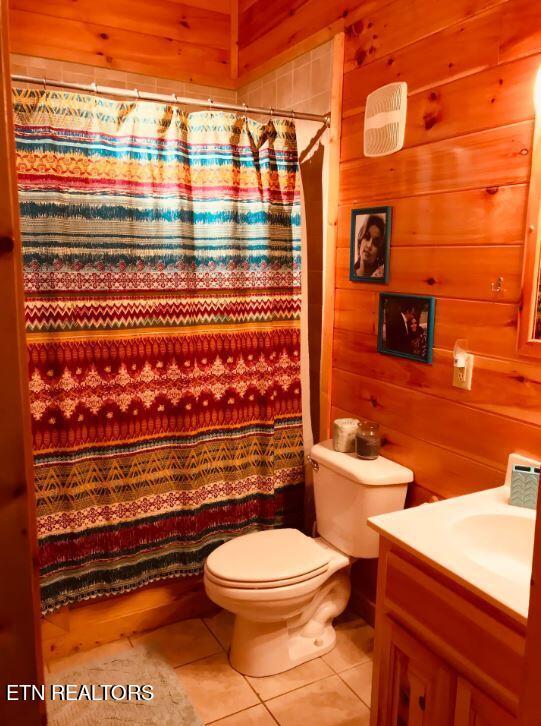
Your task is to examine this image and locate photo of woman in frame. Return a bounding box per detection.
[349,206,391,283]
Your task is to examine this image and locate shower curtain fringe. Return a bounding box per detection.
[11,73,330,125]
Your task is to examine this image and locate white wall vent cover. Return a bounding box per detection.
[363,82,407,157]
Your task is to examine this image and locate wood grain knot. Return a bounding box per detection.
[425,277,437,285]
[423,112,439,130]
[0,236,13,253]
[345,20,364,38]
[12,483,25,499]
[485,186,499,195]
[355,48,368,66]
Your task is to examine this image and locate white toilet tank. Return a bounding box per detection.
[310,440,413,558]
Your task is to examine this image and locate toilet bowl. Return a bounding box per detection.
[204,439,413,677]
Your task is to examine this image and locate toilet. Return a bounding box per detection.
[204,439,413,677]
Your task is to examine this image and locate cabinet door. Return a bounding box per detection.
[377,617,455,726]
[453,678,516,726]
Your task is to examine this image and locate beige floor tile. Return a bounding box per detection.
[204,609,235,650]
[322,619,374,673]
[339,660,373,707]
[47,639,133,674]
[266,674,370,726]
[132,618,221,668]
[209,704,276,725]
[176,652,259,723]
[247,657,333,700]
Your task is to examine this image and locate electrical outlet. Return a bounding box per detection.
[453,353,474,390]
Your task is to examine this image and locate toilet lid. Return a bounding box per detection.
[205,529,332,586]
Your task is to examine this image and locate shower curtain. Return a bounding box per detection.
[13,88,305,613]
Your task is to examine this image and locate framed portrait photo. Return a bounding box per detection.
[349,206,392,283]
[378,293,436,364]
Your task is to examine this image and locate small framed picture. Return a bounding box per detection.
[378,293,436,364]
[350,206,392,283]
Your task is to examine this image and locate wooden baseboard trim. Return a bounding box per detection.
[42,576,217,662]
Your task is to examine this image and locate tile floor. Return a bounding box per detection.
[46,610,374,725]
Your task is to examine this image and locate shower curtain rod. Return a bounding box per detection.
[11,73,330,125]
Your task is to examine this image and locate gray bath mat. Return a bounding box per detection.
[46,646,202,725]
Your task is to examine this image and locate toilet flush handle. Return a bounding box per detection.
[307,456,319,472]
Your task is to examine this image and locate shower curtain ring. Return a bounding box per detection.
[171,93,182,114]
[134,88,140,99]
[208,97,214,113]
[42,77,47,92]
[242,103,248,122]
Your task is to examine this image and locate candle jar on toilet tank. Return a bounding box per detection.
[355,420,381,460]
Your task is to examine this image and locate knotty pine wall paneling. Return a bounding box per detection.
[0,1,44,720]
[9,0,234,88]
[332,0,541,502]
[237,0,373,83]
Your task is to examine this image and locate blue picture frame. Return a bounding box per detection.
[349,206,392,284]
[378,293,436,364]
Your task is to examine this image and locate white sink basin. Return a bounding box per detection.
[369,486,536,623]
[452,513,534,585]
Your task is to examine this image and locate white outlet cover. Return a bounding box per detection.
[452,352,474,391]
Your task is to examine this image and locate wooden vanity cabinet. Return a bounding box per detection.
[454,679,516,726]
[371,538,525,726]
[378,617,455,725]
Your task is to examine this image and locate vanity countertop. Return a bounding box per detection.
[368,485,535,625]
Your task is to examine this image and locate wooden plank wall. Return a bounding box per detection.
[236,0,541,499]
[9,0,234,88]
[332,0,541,501]
[0,0,44,720]
[237,0,373,82]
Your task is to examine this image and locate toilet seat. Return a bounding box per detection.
[204,565,329,590]
[205,528,332,590]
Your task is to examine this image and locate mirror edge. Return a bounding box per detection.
[518,90,541,358]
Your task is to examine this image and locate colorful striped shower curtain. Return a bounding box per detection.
[13,88,304,613]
